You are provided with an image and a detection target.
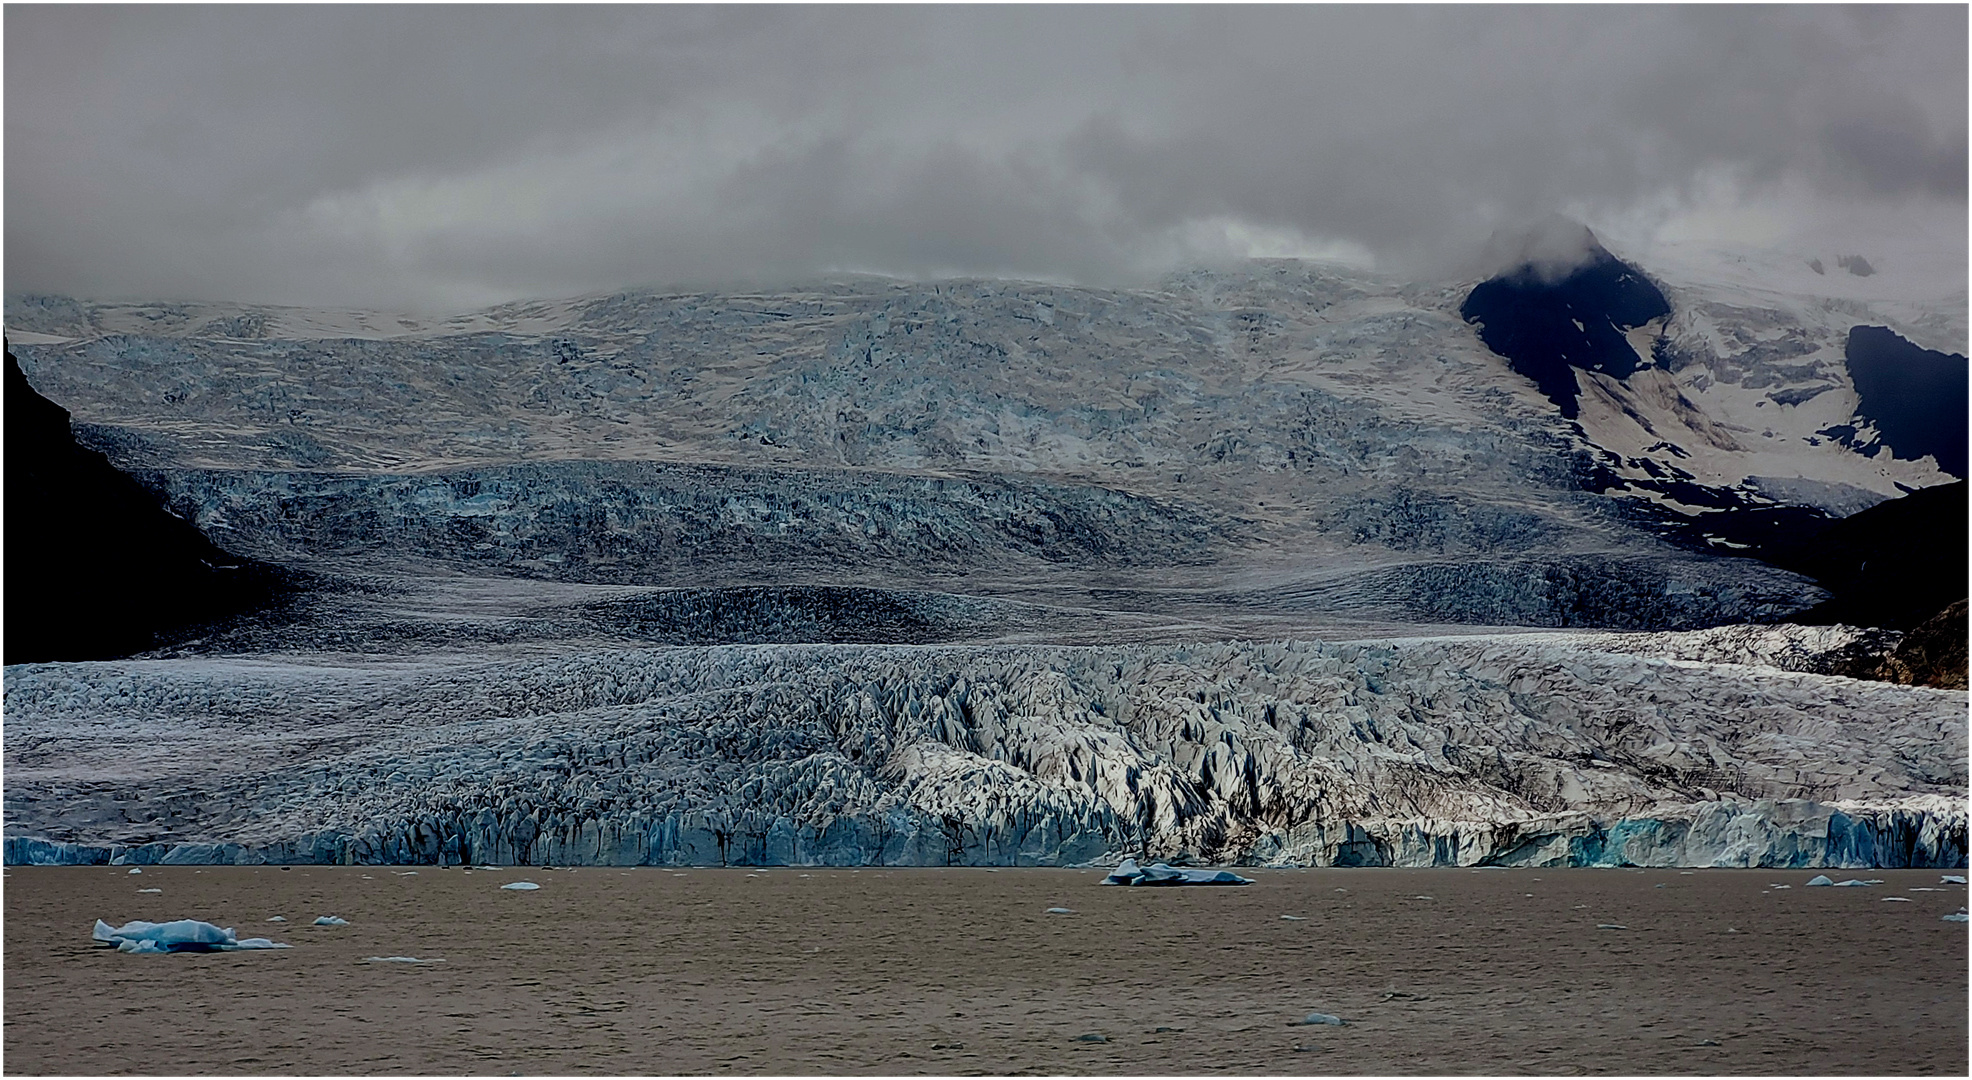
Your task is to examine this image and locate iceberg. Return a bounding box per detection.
[1100,858,1252,886]
[313,915,350,926]
[92,918,289,952]
[499,881,540,891]
[1805,875,1835,886]
[1943,875,1967,884]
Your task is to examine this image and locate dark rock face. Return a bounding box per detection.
[1460,227,1672,419]
[1844,326,1968,479]
[3,348,285,663]
[1833,600,1970,690]
[1770,481,1966,631]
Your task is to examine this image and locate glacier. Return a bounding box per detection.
[4,243,1964,869]
[6,635,1963,869]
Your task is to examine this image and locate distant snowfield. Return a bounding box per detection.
[4,244,1965,867]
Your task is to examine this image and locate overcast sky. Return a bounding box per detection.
[6,4,1966,311]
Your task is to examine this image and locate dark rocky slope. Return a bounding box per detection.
[1459,225,1671,418]
[1835,599,1970,691]
[3,347,285,662]
[1773,480,1967,631]
[1843,326,1968,479]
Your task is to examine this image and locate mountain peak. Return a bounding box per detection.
[1479,214,1612,286]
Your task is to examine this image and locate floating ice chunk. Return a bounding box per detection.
[1045,907,1075,914]
[392,871,418,876]
[1831,879,1869,887]
[1596,924,1628,930]
[1942,876,1967,885]
[1880,897,1911,902]
[1413,895,1435,901]
[1863,879,1885,885]
[365,955,443,963]
[136,888,161,894]
[267,916,287,922]
[1804,875,1834,886]
[1100,858,1252,886]
[1297,1013,1346,1026]
[500,881,541,891]
[314,915,350,926]
[92,918,284,953]
[127,868,142,875]
[1944,910,1969,923]
[95,918,229,947]
[1281,915,1307,921]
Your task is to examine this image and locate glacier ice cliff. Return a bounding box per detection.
[6,636,1963,868]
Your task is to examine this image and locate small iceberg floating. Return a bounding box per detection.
[92,919,290,954]
[500,881,541,891]
[1942,875,1968,885]
[1100,858,1252,886]
[1804,875,1835,886]
[365,955,443,964]
[313,915,350,926]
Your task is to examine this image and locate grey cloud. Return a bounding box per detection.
[5,4,1964,310]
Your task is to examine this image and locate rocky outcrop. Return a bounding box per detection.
[1838,600,1970,691]
[7,635,1963,868]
